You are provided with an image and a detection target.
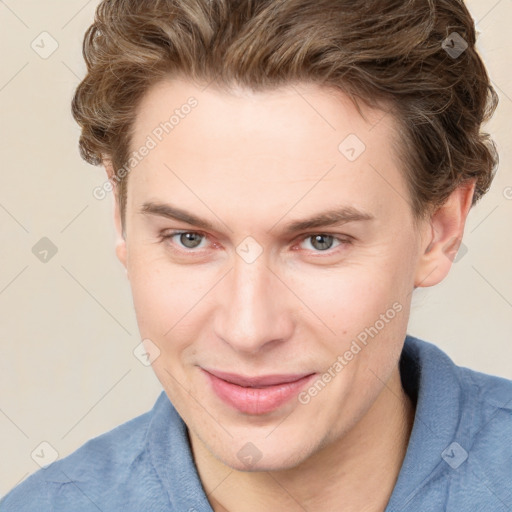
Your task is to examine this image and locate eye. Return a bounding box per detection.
[161,231,207,250]
[298,234,348,252]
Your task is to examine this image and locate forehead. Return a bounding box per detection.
[131,77,395,155]
[127,77,410,225]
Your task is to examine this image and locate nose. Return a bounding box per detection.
[213,254,294,355]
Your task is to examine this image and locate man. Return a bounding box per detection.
[2,0,510,510]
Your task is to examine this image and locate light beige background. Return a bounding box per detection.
[1,0,511,497]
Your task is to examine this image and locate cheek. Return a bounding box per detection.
[127,247,216,353]
[285,261,404,333]
[127,251,179,337]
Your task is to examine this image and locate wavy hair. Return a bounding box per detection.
[71,0,499,229]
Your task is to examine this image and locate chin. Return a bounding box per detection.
[225,455,304,473]
[211,435,317,473]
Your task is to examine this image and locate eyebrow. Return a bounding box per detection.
[139,201,374,235]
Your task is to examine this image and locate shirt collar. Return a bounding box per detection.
[148,390,214,511]
[386,334,463,508]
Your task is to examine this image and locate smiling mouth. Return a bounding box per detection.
[201,368,316,415]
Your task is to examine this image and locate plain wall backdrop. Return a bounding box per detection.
[1,0,511,497]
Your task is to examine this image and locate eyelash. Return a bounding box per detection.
[158,230,353,256]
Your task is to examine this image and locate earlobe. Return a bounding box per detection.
[414,180,476,288]
[115,240,128,273]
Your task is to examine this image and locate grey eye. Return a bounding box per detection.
[308,234,334,251]
[179,232,204,249]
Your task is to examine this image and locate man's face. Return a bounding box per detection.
[118,78,429,470]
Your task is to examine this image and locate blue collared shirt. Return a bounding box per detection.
[2,335,511,511]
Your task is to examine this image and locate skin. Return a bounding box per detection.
[107,77,475,511]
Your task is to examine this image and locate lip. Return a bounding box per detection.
[202,368,316,415]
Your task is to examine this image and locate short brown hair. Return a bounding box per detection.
[71,0,499,230]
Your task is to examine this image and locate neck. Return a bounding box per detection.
[190,365,415,512]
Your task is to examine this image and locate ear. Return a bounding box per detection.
[414,180,476,288]
[103,159,128,274]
